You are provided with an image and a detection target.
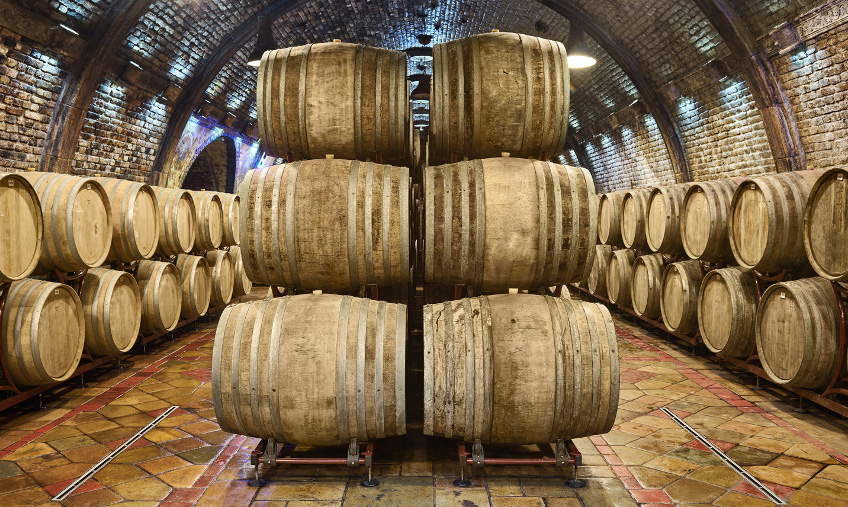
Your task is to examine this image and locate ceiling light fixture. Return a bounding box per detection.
[247,10,276,67]
[58,23,80,36]
[129,60,143,70]
[566,23,596,69]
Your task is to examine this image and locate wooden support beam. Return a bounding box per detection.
[38,0,155,174]
[692,0,805,173]
[538,0,692,183]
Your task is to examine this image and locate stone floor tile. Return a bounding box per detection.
[286,502,342,507]
[111,445,169,464]
[485,477,522,496]
[435,488,490,506]
[342,476,432,506]
[783,444,840,464]
[743,436,794,454]
[156,464,206,488]
[713,491,776,507]
[817,464,848,483]
[519,477,579,498]
[628,436,679,455]
[93,463,150,487]
[643,456,700,475]
[490,497,545,506]
[63,487,122,507]
[685,465,741,488]
[143,428,189,444]
[543,499,582,507]
[724,445,778,466]
[665,477,726,503]
[0,473,39,493]
[802,477,848,499]
[768,455,824,476]
[195,479,258,506]
[0,486,53,505]
[629,465,679,488]
[576,477,637,507]
[255,481,348,501]
[747,465,810,488]
[787,489,848,507]
[177,445,223,464]
[610,445,658,465]
[61,443,110,463]
[648,428,694,445]
[112,477,172,501]
[138,455,192,475]
[159,436,206,454]
[3,442,54,461]
[665,447,724,466]
[33,425,83,443]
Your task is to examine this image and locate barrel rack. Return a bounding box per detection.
[571,266,848,418]
[0,261,227,413]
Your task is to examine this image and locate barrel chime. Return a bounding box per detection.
[217,31,620,487]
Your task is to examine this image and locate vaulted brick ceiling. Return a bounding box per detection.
[30,0,821,151]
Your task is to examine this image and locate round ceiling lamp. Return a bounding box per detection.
[566,23,596,69]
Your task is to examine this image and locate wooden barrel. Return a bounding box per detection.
[152,187,196,256]
[698,267,757,357]
[136,260,181,335]
[2,279,84,386]
[621,188,651,251]
[681,178,742,262]
[212,294,407,444]
[257,42,409,164]
[607,249,636,306]
[660,260,702,334]
[647,183,691,254]
[631,254,664,319]
[598,191,624,246]
[239,159,410,291]
[804,168,848,281]
[588,245,613,297]
[423,294,618,444]
[175,254,212,318]
[191,191,223,251]
[0,173,42,282]
[96,178,160,262]
[21,172,112,272]
[425,157,596,292]
[220,193,240,247]
[230,246,253,297]
[206,249,234,307]
[729,171,823,272]
[757,277,842,389]
[429,32,569,165]
[81,268,141,356]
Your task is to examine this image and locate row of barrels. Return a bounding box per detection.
[1,248,250,387]
[212,292,618,446]
[239,155,597,293]
[257,32,570,167]
[586,245,843,391]
[0,171,239,282]
[599,169,848,280]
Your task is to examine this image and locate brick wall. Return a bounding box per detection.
[774,22,848,171]
[673,74,774,180]
[0,28,65,172]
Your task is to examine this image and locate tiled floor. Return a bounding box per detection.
[0,288,847,506]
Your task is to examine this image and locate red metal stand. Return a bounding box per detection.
[453,439,584,488]
[248,438,378,487]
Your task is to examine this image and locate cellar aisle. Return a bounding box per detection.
[0,291,847,506]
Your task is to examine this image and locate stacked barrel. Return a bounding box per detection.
[422,31,618,446]
[590,168,847,393]
[215,40,411,446]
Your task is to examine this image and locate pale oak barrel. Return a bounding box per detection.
[230,246,253,298]
[607,249,636,306]
[587,244,613,297]
[621,188,651,251]
[631,253,664,320]
[2,279,84,386]
[220,193,240,247]
[21,172,112,272]
[239,159,410,291]
[425,158,597,292]
[81,268,141,356]
[206,249,234,307]
[429,32,569,165]
[213,294,407,445]
[757,277,842,389]
[598,191,624,246]
[729,171,822,273]
[804,168,848,281]
[258,43,409,164]
[0,173,42,282]
[152,187,197,256]
[423,294,618,444]
[660,260,702,334]
[191,191,224,251]
[698,267,757,357]
[96,178,160,262]
[680,178,742,262]
[175,254,212,319]
[646,183,691,254]
[136,260,181,335]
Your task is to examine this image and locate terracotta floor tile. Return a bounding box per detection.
[33,425,83,443]
[87,426,139,444]
[0,473,39,493]
[29,462,92,486]
[112,477,172,501]
[3,442,55,461]
[177,445,223,464]
[76,420,120,435]
[180,421,219,436]
[0,486,52,505]
[15,452,72,474]
[97,404,142,419]
[157,464,207,488]
[93,463,150,486]
[63,487,122,507]
[62,443,111,463]
[111,445,170,464]
[159,436,205,454]
[110,413,156,428]
[198,429,233,446]
[143,428,189,444]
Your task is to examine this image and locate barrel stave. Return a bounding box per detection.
[0,173,42,282]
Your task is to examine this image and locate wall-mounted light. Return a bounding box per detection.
[247,13,276,67]
[566,23,596,69]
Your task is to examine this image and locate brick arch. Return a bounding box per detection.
[180,136,238,192]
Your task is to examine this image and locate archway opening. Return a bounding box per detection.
[181,136,238,192]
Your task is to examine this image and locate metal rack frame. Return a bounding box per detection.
[248,438,378,488]
[453,438,584,488]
